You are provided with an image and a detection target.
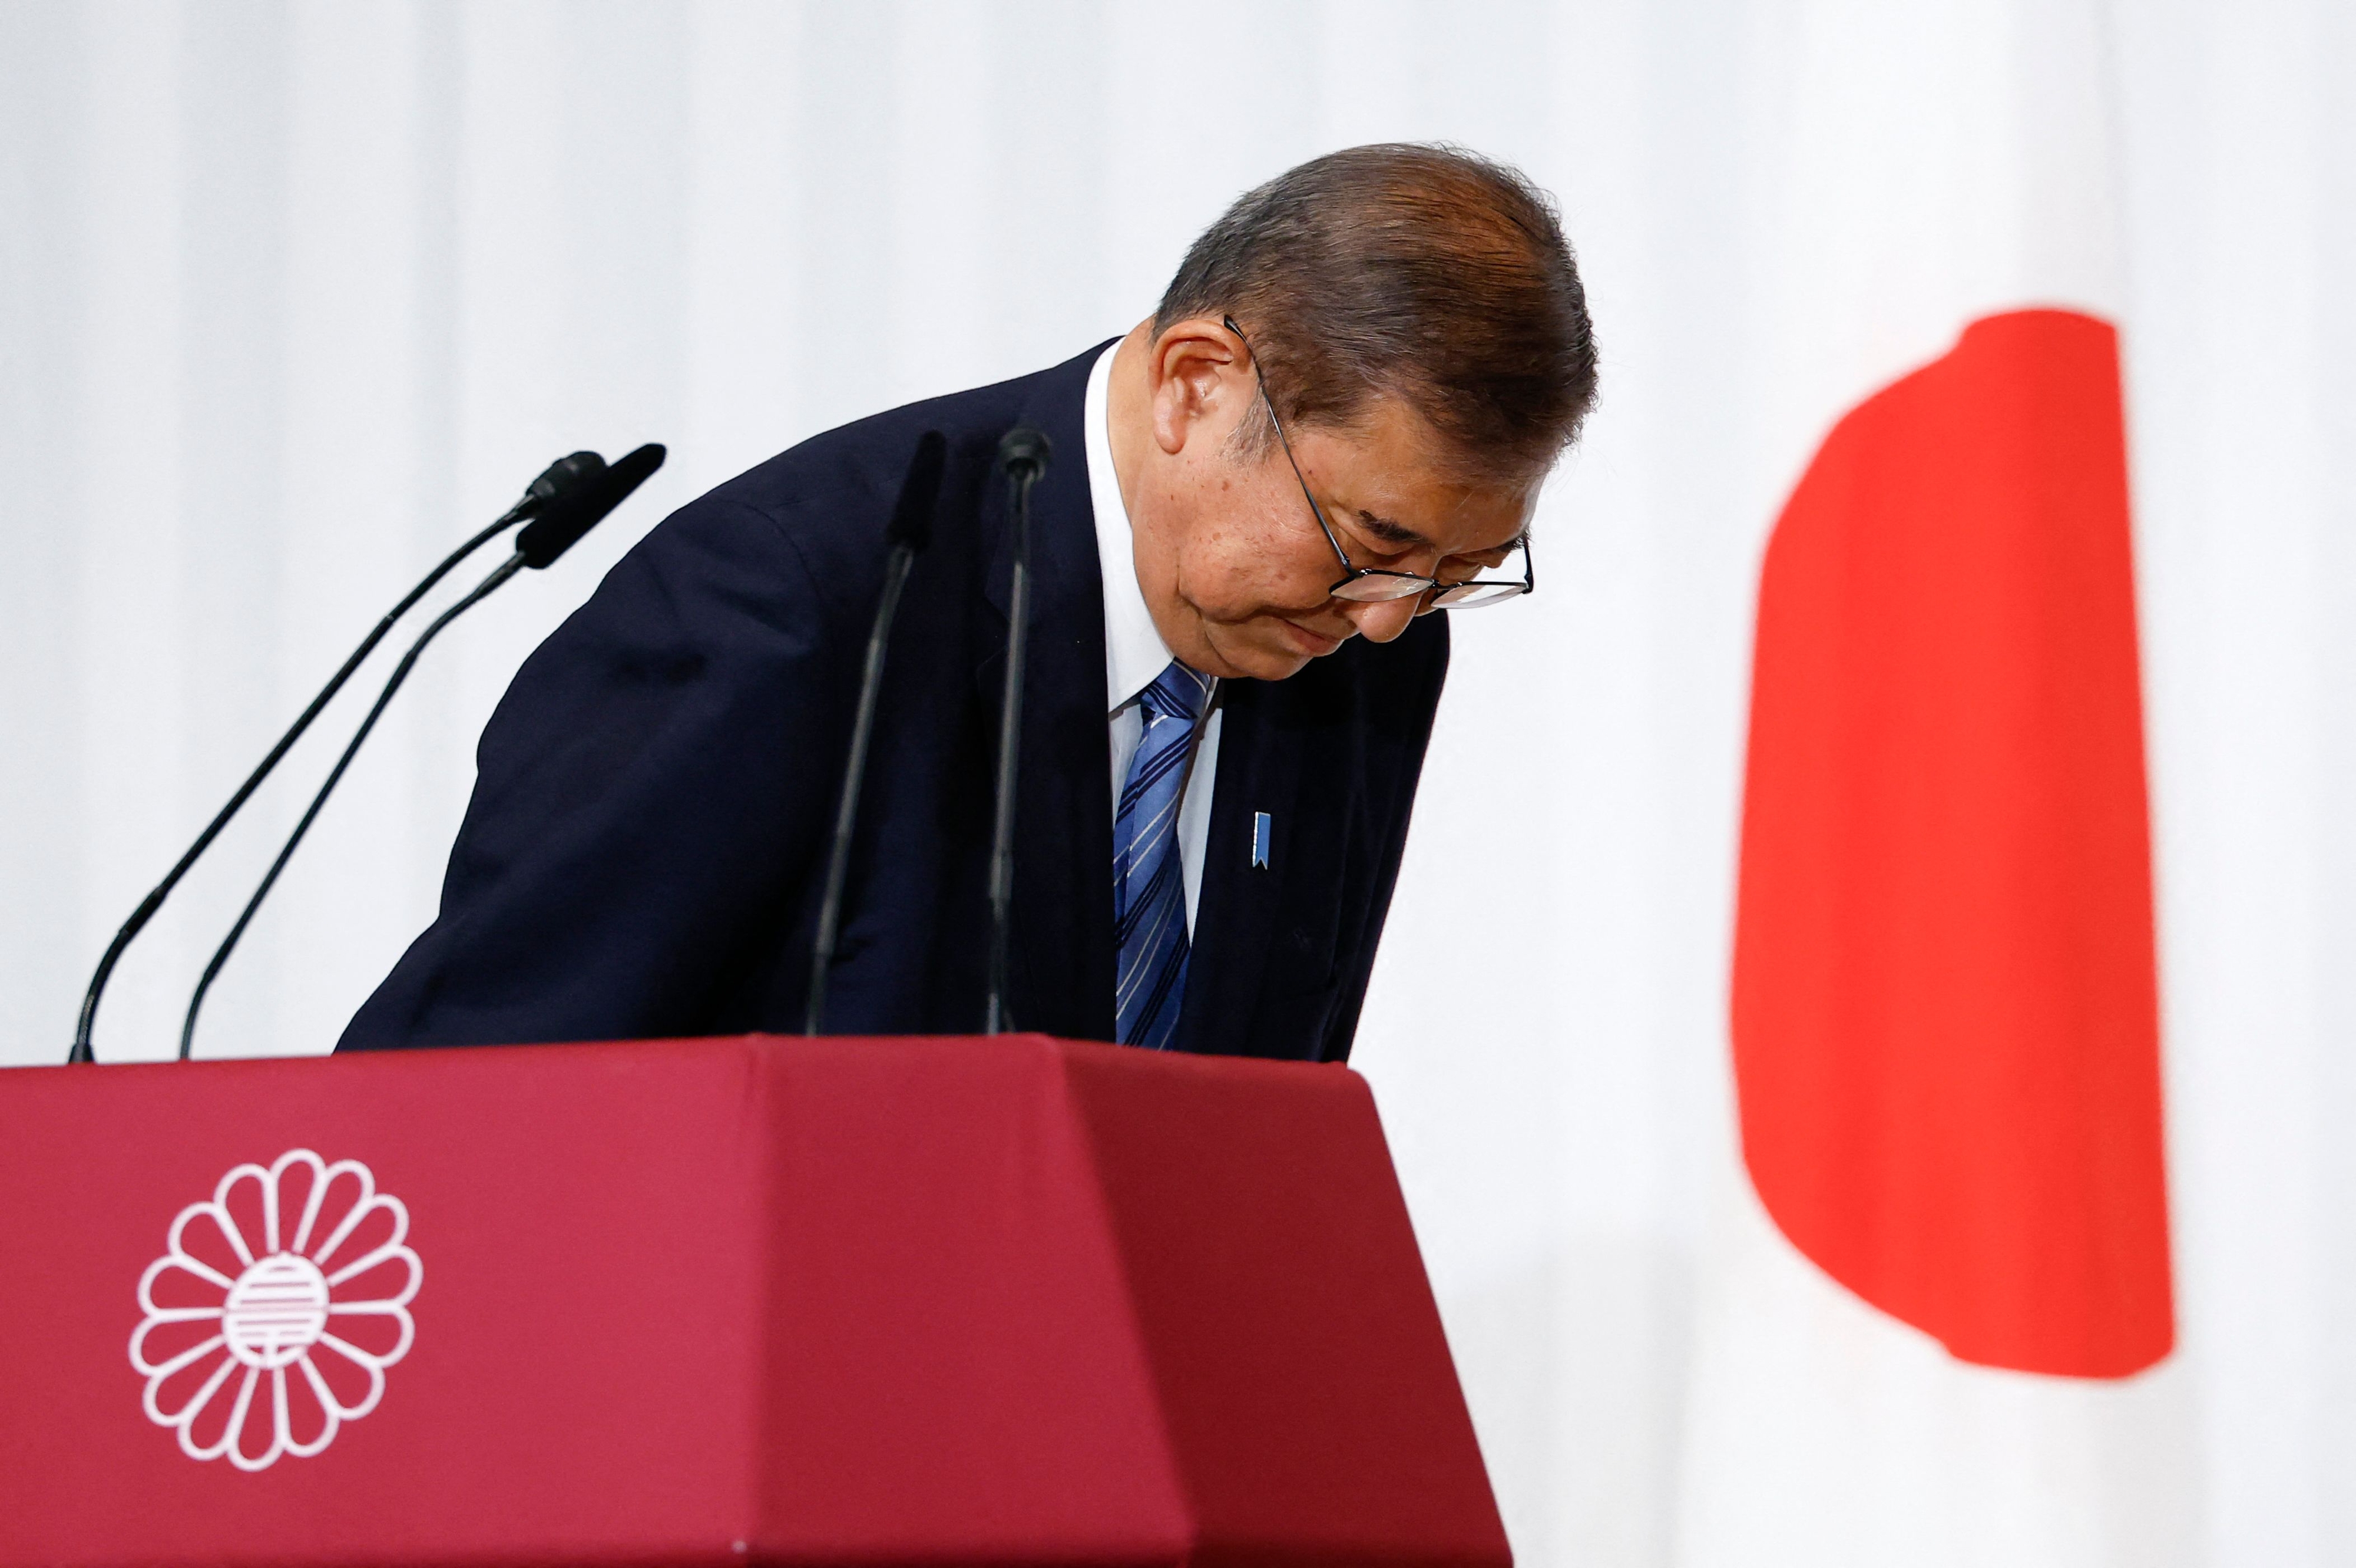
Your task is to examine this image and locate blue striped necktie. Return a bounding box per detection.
[1114,660,1212,1049]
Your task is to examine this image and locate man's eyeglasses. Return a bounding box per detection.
[1225,316,1534,610]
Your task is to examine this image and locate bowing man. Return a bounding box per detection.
[339,144,1599,1061]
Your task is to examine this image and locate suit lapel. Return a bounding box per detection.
[976,347,1117,1041]
[1177,676,1308,1057]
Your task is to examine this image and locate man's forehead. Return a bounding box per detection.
[1345,499,1529,554]
[1319,467,1536,555]
[1300,403,1537,552]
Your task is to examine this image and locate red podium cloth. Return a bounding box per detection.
[0,1034,1507,1567]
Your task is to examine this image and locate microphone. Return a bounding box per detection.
[805,430,948,1034]
[512,451,609,524]
[517,442,664,567]
[176,445,667,1060]
[984,426,1051,1034]
[67,449,610,1064]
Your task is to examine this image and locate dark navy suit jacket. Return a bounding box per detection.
[338,345,1448,1061]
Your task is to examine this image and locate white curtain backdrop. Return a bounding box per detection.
[2,3,2348,1563]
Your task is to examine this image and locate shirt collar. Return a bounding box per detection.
[1085,339,1177,716]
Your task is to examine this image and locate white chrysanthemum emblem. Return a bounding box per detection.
[130,1150,421,1471]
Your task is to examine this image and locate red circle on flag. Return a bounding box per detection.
[1731,309,2174,1379]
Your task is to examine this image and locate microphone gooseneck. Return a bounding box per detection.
[984,426,1051,1034]
[177,560,524,1060]
[806,431,948,1035]
[176,444,666,1061]
[67,450,608,1065]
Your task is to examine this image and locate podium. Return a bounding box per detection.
[0,1034,1508,1566]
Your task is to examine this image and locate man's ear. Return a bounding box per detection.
[1148,317,1248,457]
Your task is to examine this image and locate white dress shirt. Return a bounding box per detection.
[1084,340,1222,935]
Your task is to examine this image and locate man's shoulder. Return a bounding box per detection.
[691,343,1110,554]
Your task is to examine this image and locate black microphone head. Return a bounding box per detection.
[998,426,1052,481]
[517,442,666,569]
[517,451,605,517]
[887,431,948,553]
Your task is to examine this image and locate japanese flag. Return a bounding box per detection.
[1678,2,2190,1560]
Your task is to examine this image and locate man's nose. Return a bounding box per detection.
[1340,595,1421,644]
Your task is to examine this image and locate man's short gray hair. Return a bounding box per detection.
[1155,144,1598,485]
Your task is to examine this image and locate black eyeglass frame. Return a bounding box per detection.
[1223,316,1535,610]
